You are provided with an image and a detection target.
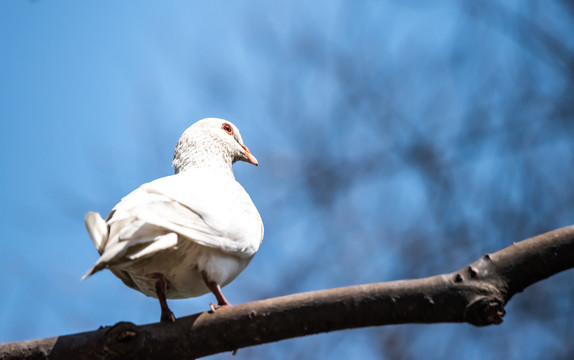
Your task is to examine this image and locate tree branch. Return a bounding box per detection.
[2,226,573,360]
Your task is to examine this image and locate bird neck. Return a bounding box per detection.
[172,137,236,178]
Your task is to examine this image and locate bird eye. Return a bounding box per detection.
[221,123,234,135]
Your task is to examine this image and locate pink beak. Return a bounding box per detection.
[241,145,258,166]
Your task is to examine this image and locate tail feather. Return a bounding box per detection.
[81,264,104,281]
[82,211,109,281]
[85,211,108,254]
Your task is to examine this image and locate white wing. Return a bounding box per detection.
[83,170,263,278]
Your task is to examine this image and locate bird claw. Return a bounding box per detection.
[209,302,231,313]
[161,310,176,323]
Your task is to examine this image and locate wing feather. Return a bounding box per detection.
[84,170,263,277]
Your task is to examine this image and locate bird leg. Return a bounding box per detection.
[152,273,176,323]
[201,270,231,311]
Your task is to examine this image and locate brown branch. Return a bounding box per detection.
[2,225,574,360]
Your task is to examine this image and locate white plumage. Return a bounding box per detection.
[83,118,263,321]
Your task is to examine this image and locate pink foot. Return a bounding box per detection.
[201,270,232,312]
[209,302,232,312]
[153,273,176,323]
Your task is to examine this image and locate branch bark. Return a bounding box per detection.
[2,225,573,360]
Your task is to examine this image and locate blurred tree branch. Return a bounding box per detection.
[463,0,574,78]
[2,225,573,360]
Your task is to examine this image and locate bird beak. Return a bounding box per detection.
[241,145,258,166]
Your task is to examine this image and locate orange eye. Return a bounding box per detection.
[222,123,234,135]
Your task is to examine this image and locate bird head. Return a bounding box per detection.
[173,118,258,174]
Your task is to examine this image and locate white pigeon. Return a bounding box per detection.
[83,118,263,322]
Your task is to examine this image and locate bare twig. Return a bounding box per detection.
[1,225,573,360]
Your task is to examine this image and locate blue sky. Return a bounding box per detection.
[2,1,574,359]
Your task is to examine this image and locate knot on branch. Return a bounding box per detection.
[103,322,141,356]
[464,297,505,326]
